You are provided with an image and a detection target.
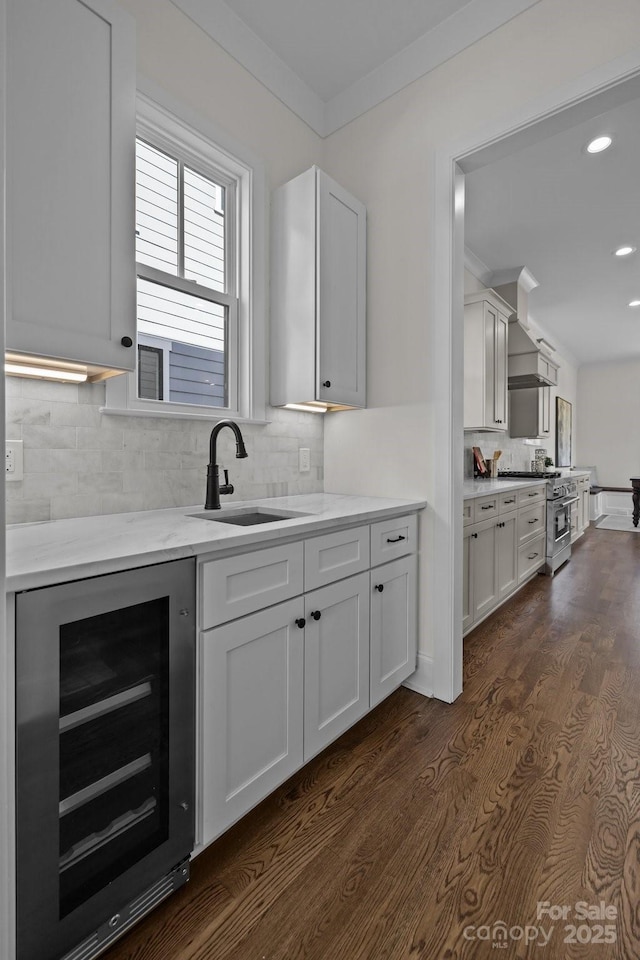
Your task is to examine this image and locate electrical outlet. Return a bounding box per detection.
[298,448,311,473]
[6,440,24,482]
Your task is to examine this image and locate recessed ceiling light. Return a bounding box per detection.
[615,246,636,257]
[586,135,612,154]
[628,300,640,307]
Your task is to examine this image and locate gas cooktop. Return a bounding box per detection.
[498,470,561,479]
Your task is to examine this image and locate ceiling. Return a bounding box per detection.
[464,94,640,367]
[170,0,541,135]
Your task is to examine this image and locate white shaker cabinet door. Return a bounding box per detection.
[316,170,367,408]
[6,0,136,371]
[370,555,417,708]
[200,598,305,846]
[303,572,370,761]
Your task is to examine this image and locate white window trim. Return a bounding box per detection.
[105,78,266,423]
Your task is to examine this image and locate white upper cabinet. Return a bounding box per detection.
[6,0,136,375]
[509,386,552,438]
[271,166,366,410]
[464,290,510,432]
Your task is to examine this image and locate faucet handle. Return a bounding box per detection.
[223,469,229,486]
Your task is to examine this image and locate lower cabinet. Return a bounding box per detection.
[463,487,546,636]
[200,598,304,846]
[304,571,370,760]
[370,554,417,708]
[199,517,419,848]
[464,514,516,627]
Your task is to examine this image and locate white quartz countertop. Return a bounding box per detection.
[6,493,427,593]
[463,478,548,500]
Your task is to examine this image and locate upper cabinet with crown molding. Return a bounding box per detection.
[6,0,136,378]
[270,166,366,411]
[463,289,510,432]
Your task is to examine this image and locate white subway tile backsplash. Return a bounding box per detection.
[8,499,51,524]
[6,398,52,425]
[23,473,78,500]
[6,378,324,524]
[77,425,124,450]
[50,495,104,521]
[22,425,77,449]
[21,379,79,403]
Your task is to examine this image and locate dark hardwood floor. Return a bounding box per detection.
[105,525,640,959]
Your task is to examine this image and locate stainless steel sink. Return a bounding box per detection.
[188,507,310,525]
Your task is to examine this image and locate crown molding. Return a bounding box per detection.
[169,0,327,135]
[171,0,542,138]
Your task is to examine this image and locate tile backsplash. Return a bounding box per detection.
[464,432,552,478]
[5,378,324,524]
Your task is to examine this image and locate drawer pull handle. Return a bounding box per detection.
[471,533,478,539]
[528,493,537,497]
[505,498,515,503]
[528,519,537,524]
[374,584,384,592]
[310,610,322,621]
[480,505,493,511]
[295,618,306,629]
[386,535,406,543]
[527,552,539,560]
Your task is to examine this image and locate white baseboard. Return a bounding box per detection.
[403,652,433,698]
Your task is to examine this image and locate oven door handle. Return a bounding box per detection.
[553,495,579,507]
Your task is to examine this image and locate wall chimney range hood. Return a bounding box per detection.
[489,266,558,389]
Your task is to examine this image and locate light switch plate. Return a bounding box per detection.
[6,440,24,481]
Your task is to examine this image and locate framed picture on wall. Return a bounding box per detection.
[555,397,572,467]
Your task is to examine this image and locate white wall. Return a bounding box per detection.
[323,0,640,676]
[576,360,640,486]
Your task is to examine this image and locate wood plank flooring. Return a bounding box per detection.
[105,526,640,960]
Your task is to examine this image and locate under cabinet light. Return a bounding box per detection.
[284,402,328,413]
[5,360,88,382]
[628,300,640,308]
[615,245,636,257]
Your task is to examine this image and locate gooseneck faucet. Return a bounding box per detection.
[204,419,248,509]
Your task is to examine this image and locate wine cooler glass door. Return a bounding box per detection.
[16,559,195,960]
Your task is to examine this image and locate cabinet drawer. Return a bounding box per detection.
[517,502,546,544]
[474,495,498,520]
[517,485,545,507]
[518,535,545,582]
[200,542,304,628]
[371,514,417,566]
[498,491,518,514]
[304,525,370,590]
[463,501,474,526]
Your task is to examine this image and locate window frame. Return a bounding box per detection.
[105,84,266,423]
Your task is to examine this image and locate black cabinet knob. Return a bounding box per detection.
[322,380,331,388]
[295,618,306,629]
[310,610,321,620]
[121,336,133,347]
[375,584,384,592]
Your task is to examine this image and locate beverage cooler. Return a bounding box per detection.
[15,559,196,960]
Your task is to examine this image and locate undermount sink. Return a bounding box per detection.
[188,507,310,525]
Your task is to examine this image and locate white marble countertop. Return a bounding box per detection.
[463,478,548,500]
[463,470,591,501]
[6,493,427,593]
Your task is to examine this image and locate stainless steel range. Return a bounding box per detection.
[498,471,578,576]
[544,476,578,576]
